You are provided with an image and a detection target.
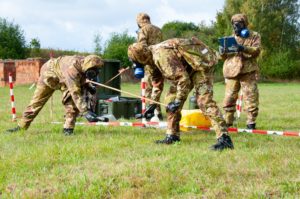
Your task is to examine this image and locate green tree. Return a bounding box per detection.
[94,33,103,55]
[29,38,41,57]
[0,18,27,59]
[244,0,299,55]
[161,21,199,40]
[103,31,136,67]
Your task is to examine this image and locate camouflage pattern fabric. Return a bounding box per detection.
[221,14,261,125]
[136,12,163,114]
[231,13,249,26]
[221,14,261,78]
[222,30,261,78]
[18,84,55,129]
[18,55,103,129]
[63,91,80,129]
[164,69,228,138]
[191,69,228,138]
[148,38,228,137]
[151,46,191,102]
[128,43,152,65]
[136,13,162,46]
[223,72,259,125]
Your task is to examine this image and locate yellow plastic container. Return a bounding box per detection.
[180,109,211,132]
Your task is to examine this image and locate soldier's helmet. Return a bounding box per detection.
[136,13,151,27]
[231,13,249,26]
[82,55,104,72]
[128,43,152,65]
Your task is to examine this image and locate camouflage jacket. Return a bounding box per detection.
[149,37,218,102]
[221,31,261,78]
[137,23,162,46]
[137,21,163,77]
[38,55,88,113]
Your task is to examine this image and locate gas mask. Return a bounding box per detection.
[233,21,249,38]
[85,68,99,82]
[133,62,144,79]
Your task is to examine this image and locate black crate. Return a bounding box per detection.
[96,96,142,119]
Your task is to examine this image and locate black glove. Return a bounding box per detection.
[236,44,245,52]
[84,111,99,122]
[143,104,157,120]
[166,100,181,113]
[86,84,97,95]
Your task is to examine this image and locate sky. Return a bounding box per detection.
[0,0,225,52]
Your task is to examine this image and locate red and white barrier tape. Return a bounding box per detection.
[52,121,166,128]
[186,126,300,137]
[9,73,17,121]
[141,78,146,123]
[236,92,243,119]
[51,121,300,137]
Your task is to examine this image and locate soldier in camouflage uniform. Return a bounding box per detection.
[128,38,234,150]
[220,14,261,129]
[136,13,164,120]
[6,55,104,135]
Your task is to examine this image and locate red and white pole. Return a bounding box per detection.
[141,78,146,123]
[236,91,243,119]
[9,72,17,121]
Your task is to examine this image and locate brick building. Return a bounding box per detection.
[0,58,47,87]
[0,60,16,87]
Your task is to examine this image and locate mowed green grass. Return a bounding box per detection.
[0,82,299,198]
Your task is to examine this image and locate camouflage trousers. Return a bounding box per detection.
[165,69,228,138]
[223,71,259,125]
[165,85,185,137]
[18,84,80,130]
[144,65,164,114]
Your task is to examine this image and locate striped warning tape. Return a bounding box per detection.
[51,121,300,137]
[192,126,300,137]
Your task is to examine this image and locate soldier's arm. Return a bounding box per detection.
[137,28,148,45]
[64,69,88,114]
[243,33,261,58]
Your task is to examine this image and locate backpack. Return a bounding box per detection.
[176,37,218,71]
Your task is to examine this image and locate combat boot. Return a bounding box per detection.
[246,123,256,130]
[63,128,74,136]
[6,126,21,133]
[210,134,234,151]
[155,134,180,144]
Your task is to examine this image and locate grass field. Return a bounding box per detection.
[0,82,299,198]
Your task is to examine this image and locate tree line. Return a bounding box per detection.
[0,0,299,80]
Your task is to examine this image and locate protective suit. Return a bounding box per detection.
[7,55,104,135]
[220,13,261,129]
[136,13,164,119]
[128,38,234,150]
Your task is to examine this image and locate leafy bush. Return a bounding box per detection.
[103,31,136,67]
[162,21,199,40]
[260,50,300,79]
